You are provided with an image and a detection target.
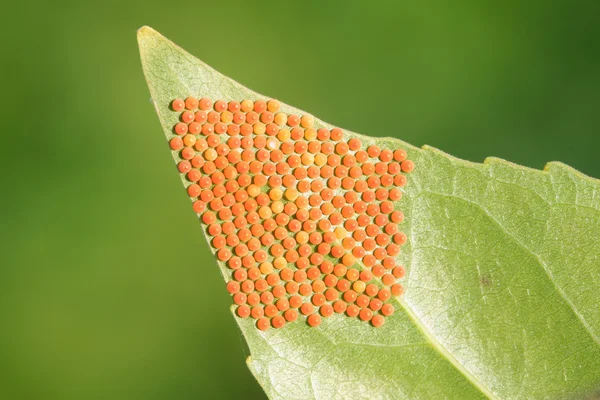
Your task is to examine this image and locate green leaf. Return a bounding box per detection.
[138,26,600,399]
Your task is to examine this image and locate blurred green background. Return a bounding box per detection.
[1,1,599,399]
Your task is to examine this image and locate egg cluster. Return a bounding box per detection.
[169,97,414,331]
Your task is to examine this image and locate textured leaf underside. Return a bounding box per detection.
[138,26,600,400]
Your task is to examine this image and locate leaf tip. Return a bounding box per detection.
[137,25,157,40]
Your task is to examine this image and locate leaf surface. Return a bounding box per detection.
[138,26,600,399]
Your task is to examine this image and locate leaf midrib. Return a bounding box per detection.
[416,189,600,348]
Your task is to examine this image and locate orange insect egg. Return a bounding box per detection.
[286,295,301,309]
[401,160,414,173]
[371,314,385,327]
[319,143,334,157]
[250,99,265,113]
[188,122,202,135]
[327,127,343,141]
[373,247,386,260]
[251,305,264,318]
[272,285,286,298]
[332,300,347,314]
[283,309,298,322]
[312,293,326,307]
[367,145,380,158]
[287,114,300,127]
[260,233,274,247]
[237,99,251,112]
[359,308,373,322]
[300,302,314,316]
[256,317,270,331]
[256,257,270,270]
[174,122,188,135]
[379,149,393,162]
[184,96,198,110]
[394,175,406,187]
[233,292,247,305]
[214,123,227,135]
[380,201,394,214]
[389,188,402,201]
[373,188,389,202]
[322,232,336,245]
[271,315,286,329]
[299,283,312,297]
[336,278,350,292]
[217,248,231,261]
[333,264,348,277]
[171,98,185,111]
[343,155,357,168]
[237,305,251,319]
[207,111,220,124]
[320,260,334,275]
[247,267,260,280]
[254,279,269,292]
[194,110,208,124]
[348,280,366,299]
[393,232,407,245]
[202,161,216,175]
[382,257,395,270]
[342,254,355,267]
[253,123,266,135]
[178,160,192,174]
[372,265,385,278]
[312,279,326,293]
[260,291,274,305]
[285,282,299,295]
[335,142,348,155]
[390,148,407,162]
[325,287,339,301]
[365,284,379,297]
[300,114,314,128]
[276,297,290,312]
[391,284,404,297]
[392,266,406,279]
[288,127,303,140]
[356,294,370,308]
[170,137,184,151]
[352,247,366,260]
[187,184,202,198]
[387,162,401,175]
[320,304,334,318]
[279,267,293,281]
[198,97,211,111]
[226,281,240,294]
[386,243,400,256]
[235,243,250,257]
[352,229,367,242]
[381,303,394,317]
[346,268,359,282]
[376,233,390,247]
[233,269,248,283]
[378,288,392,302]
[309,142,322,156]
[228,256,242,270]
[363,255,377,269]
[345,304,359,317]
[380,174,394,187]
[260,111,274,124]
[307,313,322,327]
[343,290,357,303]
[231,112,245,126]
[369,298,383,312]
[374,162,388,175]
[213,100,226,112]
